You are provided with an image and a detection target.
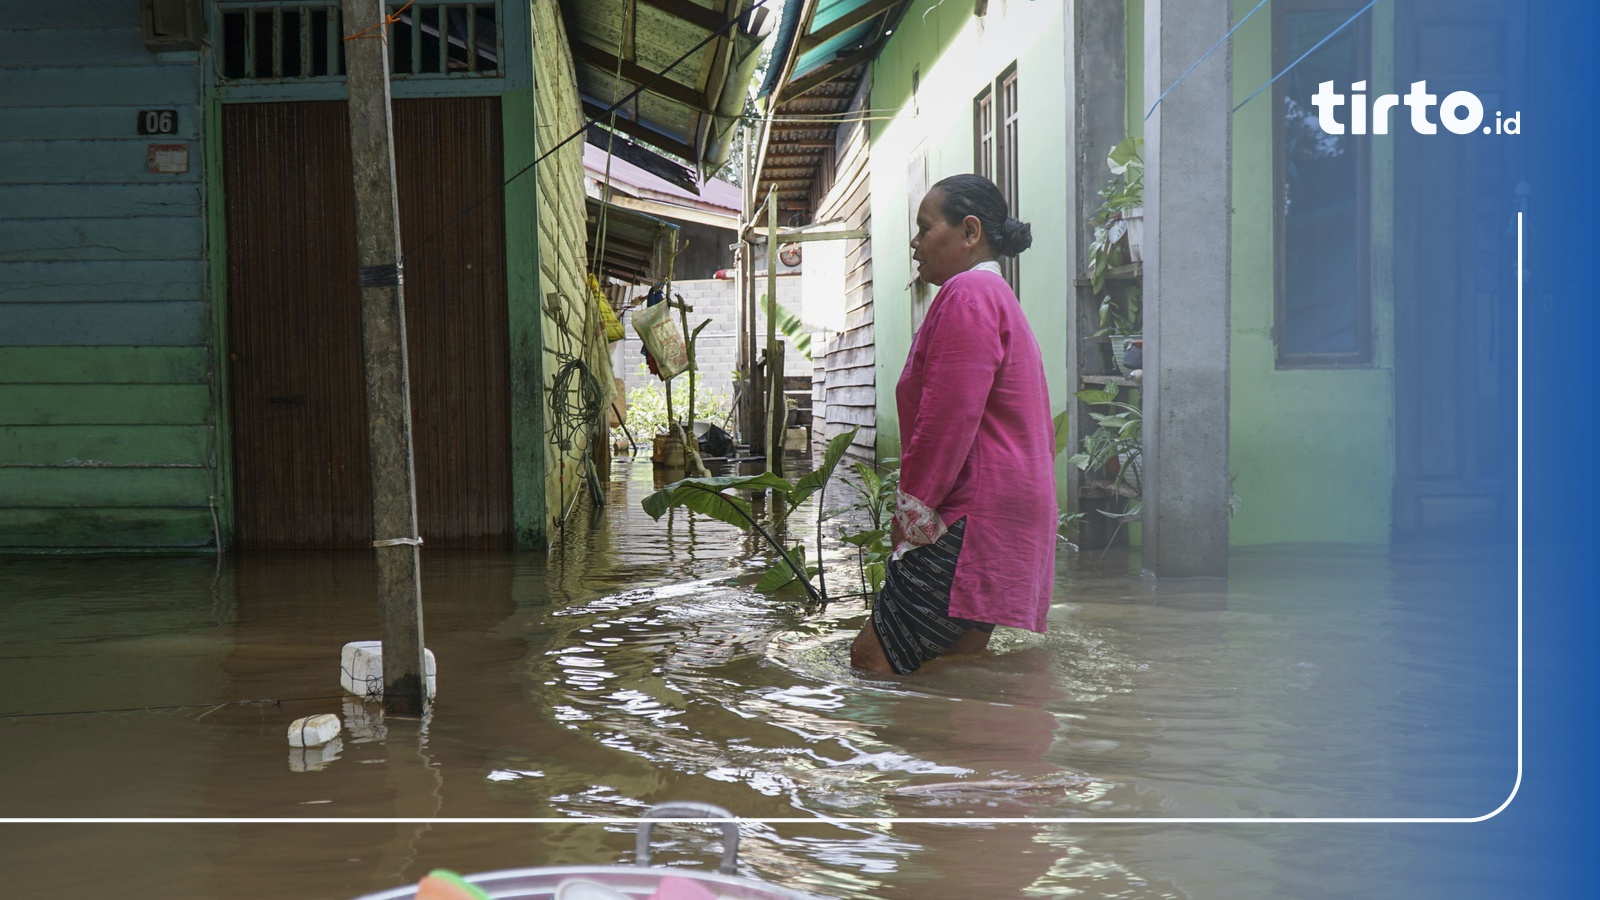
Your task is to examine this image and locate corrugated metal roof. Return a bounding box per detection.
[754,0,913,216]
[584,141,742,215]
[587,197,680,286]
[560,0,768,172]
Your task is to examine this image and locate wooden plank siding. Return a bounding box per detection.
[0,7,215,552]
[812,121,876,461]
[0,1,571,552]
[529,0,599,539]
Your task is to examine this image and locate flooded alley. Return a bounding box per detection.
[1,455,1518,899]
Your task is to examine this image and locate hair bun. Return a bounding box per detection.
[998,218,1033,256]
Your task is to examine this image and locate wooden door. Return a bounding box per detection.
[224,98,511,549]
[1393,2,1526,540]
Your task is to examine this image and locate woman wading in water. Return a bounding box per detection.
[851,174,1057,675]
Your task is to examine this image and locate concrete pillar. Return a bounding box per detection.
[1142,0,1232,576]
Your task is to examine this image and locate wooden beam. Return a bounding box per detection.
[572,42,710,112]
[798,0,901,53]
[638,0,729,33]
[742,226,871,243]
[581,101,696,159]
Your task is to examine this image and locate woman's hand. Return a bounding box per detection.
[891,489,946,559]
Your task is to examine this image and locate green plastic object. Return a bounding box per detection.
[423,870,493,900]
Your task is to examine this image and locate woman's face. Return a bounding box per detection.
[910,189,980,286]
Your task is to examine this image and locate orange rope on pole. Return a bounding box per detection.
[343,0,414,43]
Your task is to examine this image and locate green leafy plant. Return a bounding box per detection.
[1050,410,1097,546]
[641,427,860,606]
[1096,287,1140,338]
[1058,510,1088,545]
[835,457,899,598]
[1086,136,1145,297]
[1106,136,1144,200]
[762,293,812,361]
[618,369,733,443]
[1068,383,1143,518]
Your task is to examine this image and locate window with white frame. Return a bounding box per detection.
[973,64,1019,292]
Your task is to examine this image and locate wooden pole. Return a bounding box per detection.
[764,187,784,477]
[739,130,761,454]
[341,0,427,717]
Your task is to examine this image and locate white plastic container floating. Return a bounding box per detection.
[287,713,342,747]
[350,803,829,900]
[340,641,437,700]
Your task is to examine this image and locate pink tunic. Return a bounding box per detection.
[894,268,1056,632]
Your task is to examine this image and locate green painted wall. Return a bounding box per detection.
[866,0,1397,547]
[867,0,1075,512]
[528,0,597,542]
[0,8,217,552]
[2,2,561,552]
[1223,0,1396,545]
[504,86,548,549]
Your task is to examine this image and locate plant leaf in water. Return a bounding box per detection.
[757,544,809,592]
[641,472,793,526]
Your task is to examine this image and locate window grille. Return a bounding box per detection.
[217,1,499,82]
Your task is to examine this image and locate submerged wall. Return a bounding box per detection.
[1223,0,1397,544]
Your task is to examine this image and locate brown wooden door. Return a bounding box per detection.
[1393,2,1525,540]
[225,98,511,549]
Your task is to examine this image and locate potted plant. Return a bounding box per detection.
[1069,382,1142,513]
[1096,287,1141,374]
[1106,137,1144,261]
[1086,136,1144,293]
[1086,137,1144,374]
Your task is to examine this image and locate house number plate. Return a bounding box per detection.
[136,109,179,135]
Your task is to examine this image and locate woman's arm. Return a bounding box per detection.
[893,285,1004,554]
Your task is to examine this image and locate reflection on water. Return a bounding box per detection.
[0,456,1517,898]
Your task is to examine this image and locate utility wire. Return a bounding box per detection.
[1233,0,1384,113]
[1144,0,1272,122]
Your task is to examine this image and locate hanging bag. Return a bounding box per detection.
[588,274,626,343]
[631,300,691,380]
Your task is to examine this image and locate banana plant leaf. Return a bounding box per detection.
[761,293,812,361]
[790,427,858,509]
[839,529,886,547]
[756,544,814,592]
[641,472,794,528]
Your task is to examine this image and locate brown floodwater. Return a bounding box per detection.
[0,455,1518,899]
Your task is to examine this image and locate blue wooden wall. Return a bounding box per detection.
[0,3,217,550]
